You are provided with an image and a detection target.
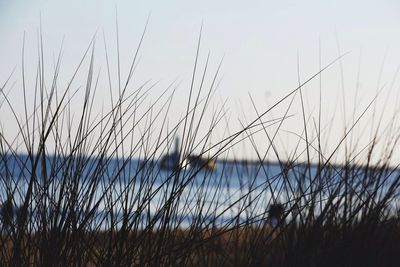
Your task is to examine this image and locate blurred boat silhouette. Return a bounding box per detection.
[160,137,216,171]
[160,137,187,171]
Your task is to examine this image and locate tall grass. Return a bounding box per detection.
[0,27,399,266]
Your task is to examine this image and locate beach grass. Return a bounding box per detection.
[0,28,400,266]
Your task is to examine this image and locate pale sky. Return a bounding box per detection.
[1,0,400,160]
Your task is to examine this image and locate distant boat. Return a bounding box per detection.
[160,137,186,171]
[160,137,216,171]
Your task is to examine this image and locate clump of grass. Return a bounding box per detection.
[0,25,399,267]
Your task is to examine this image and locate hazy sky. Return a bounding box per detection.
[1,0,400,158]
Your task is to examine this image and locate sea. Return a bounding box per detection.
[0,154,398,229]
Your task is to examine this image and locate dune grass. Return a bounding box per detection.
[0,27,399,266]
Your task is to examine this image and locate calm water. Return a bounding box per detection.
[0,154,397,228]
